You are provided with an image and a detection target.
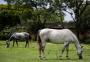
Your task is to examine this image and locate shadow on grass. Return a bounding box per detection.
[39,58,80,61]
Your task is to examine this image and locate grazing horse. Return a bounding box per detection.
[6,32,31,48]
[37,28,83,59]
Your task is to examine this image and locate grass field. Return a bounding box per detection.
[0,41,90,62]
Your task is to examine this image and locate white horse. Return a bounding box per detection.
[37,28,83,59]
[6,32,31,48]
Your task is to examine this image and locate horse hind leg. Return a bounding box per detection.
[25,40,29,48]
[37,35,43,59]
[38,41,46,59]
[37,34,46,59]
[27,40,29,47]
[40,44,46,60]
[13,41,15,47]
[41,44,46,59]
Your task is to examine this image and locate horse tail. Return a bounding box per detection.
[37,30,41,44]
[29,34,31,40]
[37,30,43,57]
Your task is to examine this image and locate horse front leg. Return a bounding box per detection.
[59,42,69,58]
[13,41,15,47]
[66,44,69,58]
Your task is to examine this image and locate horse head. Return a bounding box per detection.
[77,45,83,59]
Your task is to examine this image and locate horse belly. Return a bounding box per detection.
[50,39,64,44]
[48,34,65,44]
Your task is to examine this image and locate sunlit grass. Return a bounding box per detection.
[0,41,90,62]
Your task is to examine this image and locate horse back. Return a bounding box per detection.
[10,32,31,40]
[39,28,78,43]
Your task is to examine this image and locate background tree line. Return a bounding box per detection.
[0,0,90,43]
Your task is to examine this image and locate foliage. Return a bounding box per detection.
[0,4,8,9]
[62,0,89,40]
[80,6,90,31]
[0,10,20,31]
[0,0,89,41]
[26,9,62,34]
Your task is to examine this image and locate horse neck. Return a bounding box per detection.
[74,40,82,54]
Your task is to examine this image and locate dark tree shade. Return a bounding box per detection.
[0,11,20,31]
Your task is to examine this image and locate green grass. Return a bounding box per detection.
[0,41,90,62]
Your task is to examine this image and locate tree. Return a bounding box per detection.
[79,6,90,42]
[0,10,20,31]
[60,0,89,40]
[4,0,12,9]
[3,0,89,41]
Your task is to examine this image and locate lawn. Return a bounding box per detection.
[0,41,90,62]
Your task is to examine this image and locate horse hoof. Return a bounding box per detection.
[59,55,62,57]
[58,56,63,60]
[66,56,68,57]
[79,57,83,59]
[59,57,63,60]
[67,57,70,60]
[39,56,46,60]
